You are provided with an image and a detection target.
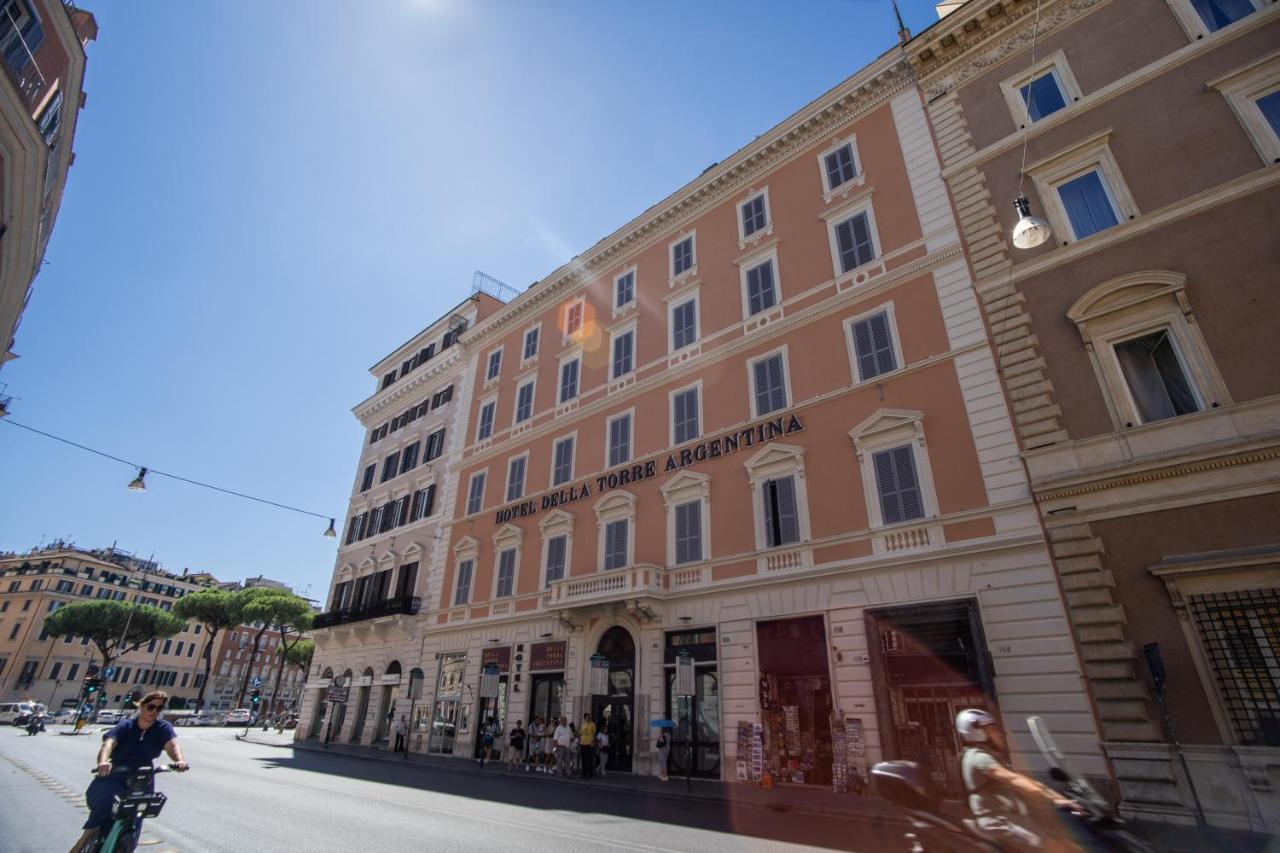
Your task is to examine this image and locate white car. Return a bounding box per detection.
[224,709,252,726]
[95,709,121,725]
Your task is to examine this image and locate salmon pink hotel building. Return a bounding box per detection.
[302,44,1107,790]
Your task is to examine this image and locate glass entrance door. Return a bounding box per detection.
[592,670,634,773]
[529,674,564,726]
[666,668,721,778]
[473,679,508,758]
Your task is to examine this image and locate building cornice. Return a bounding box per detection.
[1034,442,1280,503]
[353,345,467,423]
[458,53,916,350]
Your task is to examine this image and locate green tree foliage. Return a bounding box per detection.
[281,638,315,676]
[172,588,243,712]
[43,601,186,671]
[235,588,313,713]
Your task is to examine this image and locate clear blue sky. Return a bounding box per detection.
[0,1,944,598]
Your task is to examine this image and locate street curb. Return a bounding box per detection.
[249,737,896,823]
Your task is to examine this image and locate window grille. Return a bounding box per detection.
[1189,588,1280,747]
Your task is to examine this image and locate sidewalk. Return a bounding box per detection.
[244,731,897,822]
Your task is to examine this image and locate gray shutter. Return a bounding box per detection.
[753,359,771,415]
[677,501,702,563]
[546,536,566,585]
[869,312,896,375]
[768,355,786,412]
[775,476,799,545]
[424,485,436,517]
[874,445,923,524]
[762,481,778,547]
[674,392,687,442]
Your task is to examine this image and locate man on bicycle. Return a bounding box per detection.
[68,690,188,853]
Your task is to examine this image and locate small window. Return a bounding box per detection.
[762,476,800,548]
[672,386,700,444]
[454,560,474,606]
[872,445,926,525]
[751,353,788,417]
[608,413,632,467]
[824,143,858,191]
[671,298,698,351]
[740,193,768,238]
[559,358,580,403]
[466,472,486,515]
[604,520,629,570]
[1189,0,1261,33]
[615,270,635,309]
[477,401,496,440]
[544,535,567,586]
[1019,71,1069,122]
[552,436,575,486]
[360,464,375,492]
[671,235,695,278]
[506,456,527,502]
[399,442,419,474]
[612,329,634,379]
[745,258,778,317]
[515,380,535,424]
[1056,169,1120,239]
[1210,54,1280,165]
[523,326,540,361]
[674,499,703,565]
[381,451,401,483]
[835,212,876,273]
[486,349,502,382]
[495,549,517,598]
[565,300,584,339]
[1114,330,1202,424]
[424,428,446,461]
[850,311,898,381]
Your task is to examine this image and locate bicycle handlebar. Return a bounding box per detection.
[89,763,188,777]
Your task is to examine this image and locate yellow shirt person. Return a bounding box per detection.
[579,718,596,746]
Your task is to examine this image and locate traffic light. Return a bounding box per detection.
[98,692,108,705]
[250,689,262,708]
[124,690,138,706]
[85,677,101,700]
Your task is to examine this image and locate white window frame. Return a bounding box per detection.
[1167,0,1265,41]
[491,524,523,600]
[451,536,478,607]
[605,408,635,468]
[822,191,882,282]
[1209,50,1280,165]
[843,302,906,385]
[668,231,698,285]
[737,243,783,323]
[743,443,813,554]
[513,374,537,427]
[484,345,504,387]
[521,322,542,367]
[563,297,586,345]
[666,286,701,355]
[557,350,582,405]
[550,432,577,488]
[594,490,636,572]
[660,471,712,567]
[849,409,941,532]
[999,49,1083,129]
[736,187,773,249]
[613,266,637,317]
[817,134,865,203]
[475,396,498,442]
[1066,270,1231,430]
[1026,131,1138,245]
[464,470,487,517]
[505,452,529,502]
[746,345,793,419]
[538,510,574,588]
[669,379,704,446]
[609,320,637,380]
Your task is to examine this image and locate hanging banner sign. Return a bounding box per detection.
[675,652,695,698]
[589,654,609,695]
[479,664,501,699]
[529,641,566,671]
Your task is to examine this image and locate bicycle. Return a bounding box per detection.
[75,764,182,853]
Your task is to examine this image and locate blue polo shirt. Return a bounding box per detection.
[104,717,177,767]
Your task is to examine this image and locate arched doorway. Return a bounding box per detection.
[592,626,635,773]
[310,667,333,738]
[328,669,352,742]
[374,660,401,744]
[351,667,373,743]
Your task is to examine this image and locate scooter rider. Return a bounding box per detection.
[957,709,1082,852]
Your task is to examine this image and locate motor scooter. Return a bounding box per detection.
[25,713,46,735]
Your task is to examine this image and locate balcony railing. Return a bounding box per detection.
[313,595,420,629]
[545,564,663,609]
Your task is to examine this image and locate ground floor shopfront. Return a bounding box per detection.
[300,542,1108,791]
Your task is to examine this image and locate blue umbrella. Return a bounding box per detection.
[649,719,675,728]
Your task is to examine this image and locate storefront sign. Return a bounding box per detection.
[479,664,501,699]
[494,414,805,524]
[326,685,349,703]
[529,641,566,671]
[480,646,512,673]
[304,679,331,690]
[588,653,609,695]
[352,675,373,687]
[377,673,401,685]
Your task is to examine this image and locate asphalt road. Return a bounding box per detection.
[0,725,901,853]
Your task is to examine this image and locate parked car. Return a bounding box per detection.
[51,709,79,725]
[284,715,298,730]
[225,708,252,726]
[95,709,121,725]
[0,702,48,725]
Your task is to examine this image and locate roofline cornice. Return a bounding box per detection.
[460,52,915,349]
[353,344,467,422]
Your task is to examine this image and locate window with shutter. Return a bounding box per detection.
[746,260,777,316]
[763,476,800,547]
[507,457,526,501]
[400,442,419,474]
[741,195,767,237]
[360,464,375,492]
[753,354,787,416]
[409,489,424,522]
[608,414,632,466]
[835,212,875,273]
[612,330,634,378]
[477,402,495,440]
[675,500,702,564]
[381,451,400,483]
[604,520,628,570]
[673,388,700,443]
[466,473,486,515]
[553,437,574,486]
[566,302,584,338]
[486,349,502,381]
[671,299,697,350]
[824,143,858,190]
[615,271,635,308]
[872,445,925,525]
[672,236,694,277]
[560,359,580,402]
[545,535,567,586]
[454,560,473,606]
[523,327,540,360]
[496,549,517,598]
[515,381,535,423]
[851,312,897,381]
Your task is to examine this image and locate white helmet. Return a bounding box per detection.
[956,708,997,744]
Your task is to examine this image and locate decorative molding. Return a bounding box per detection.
[1037,446,1280,502]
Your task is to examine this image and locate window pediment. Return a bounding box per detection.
[849,409,925,451]
[359,556,377,570]
[493,523,524,548]
[538,509,574,532]
[595,489,636,523]
[1067,271,1189,330]
[452,535,478,555]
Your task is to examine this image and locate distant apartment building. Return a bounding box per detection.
[0,544,218,709]
[301,290,507,747]
[0,0,97,372]
[909,0,1279,832]
[205,622,306,714]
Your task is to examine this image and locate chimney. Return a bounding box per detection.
[936,1,965,18]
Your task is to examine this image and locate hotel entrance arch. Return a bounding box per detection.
[591,626,636,773]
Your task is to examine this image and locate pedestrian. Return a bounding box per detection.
[527,716,544,772]
[578,713,596,780]
[655,728,670,782]
[478,717,497,768]
[506,719,526,771]
[393,715,409,753]
[545,716,559,772]
[568,722,579,775]
[595,724,609,778]
[553,715,572,776]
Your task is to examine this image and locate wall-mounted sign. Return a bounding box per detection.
[529,641,566,671]
[494,414,805,525]
[480,646,512,673]
[589,653,609,695]
[479,664,501,699]
[326,686,349,703]
[304,679,331,690]
[352,675,373,687]
[377,673,401,685]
